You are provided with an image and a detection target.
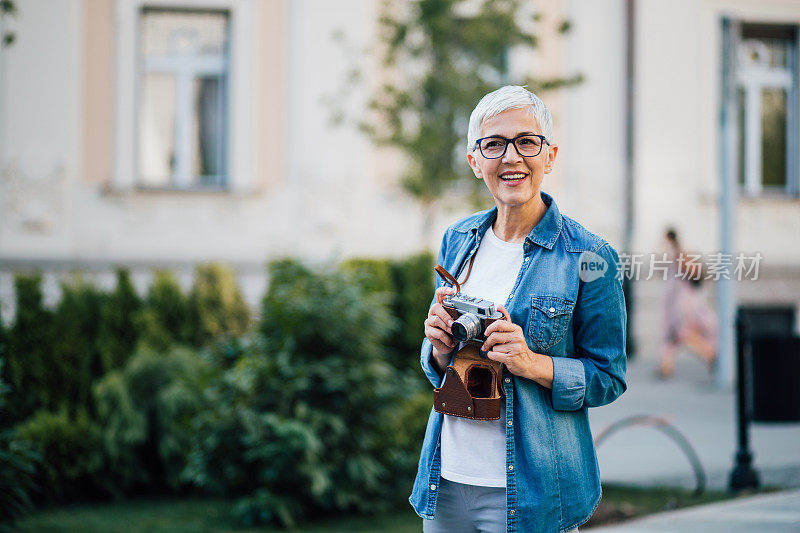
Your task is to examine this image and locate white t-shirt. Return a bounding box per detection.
[440,225,524,487]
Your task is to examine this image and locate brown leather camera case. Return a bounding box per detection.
[433,344,504,420]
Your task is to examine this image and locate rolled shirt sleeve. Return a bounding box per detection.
[421,338,445,387]
[552,243,628,411]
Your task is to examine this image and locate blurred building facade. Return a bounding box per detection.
[0,0,798,361]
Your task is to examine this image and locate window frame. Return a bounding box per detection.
[734,23,799,198]
[113,0,253,192]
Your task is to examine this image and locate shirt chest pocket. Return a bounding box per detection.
[528,295,575,351]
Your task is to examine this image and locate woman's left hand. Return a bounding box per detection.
[482,306,552,386]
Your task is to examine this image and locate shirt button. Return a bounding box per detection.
[508,464,514,471]
[507,420,513,426]
[504,377,511,384]
[430,484,437,491]
[549,307,555,313]
[509,293,515,299]
[523,257,529,262]
[510,509,516,516]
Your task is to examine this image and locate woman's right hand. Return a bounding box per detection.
[424,287,456,356]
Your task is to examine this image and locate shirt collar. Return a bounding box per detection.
[525,191,562,250]
[463,191,562,251]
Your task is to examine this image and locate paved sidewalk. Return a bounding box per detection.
[588,489,800,532]
[588,356,800,491]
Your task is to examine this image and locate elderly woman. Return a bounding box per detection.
[409,86,627,533]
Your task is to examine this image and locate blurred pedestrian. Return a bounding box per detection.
[409,85,628,533]
[658,228,718,378]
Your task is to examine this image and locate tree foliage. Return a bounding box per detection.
[5,273,54,422]
[13,408,103,503]
[137,270,191,351]
[98,269,142,373]
[0,357,39,531]
[188,263,251,347]
[0,257,434,526]
[0,0,16,48]
[183,259,429,527]
[346,0,581,203]
[50,276,106,414]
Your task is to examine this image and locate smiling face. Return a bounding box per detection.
[467,107,558,212]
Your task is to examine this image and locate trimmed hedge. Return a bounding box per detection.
[1,254,435,528]
[98,269,142,373]
[188,263,251,347]
[5,273,54,423]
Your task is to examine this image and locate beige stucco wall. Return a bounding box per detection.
[82,0,113,187]
[633,0,800,262]
[253,0,287,191]
[630,0,800,360]
[1,0,799,357]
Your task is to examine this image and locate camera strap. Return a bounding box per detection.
[434,252,477,294]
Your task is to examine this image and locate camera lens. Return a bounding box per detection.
[452,313,482,342]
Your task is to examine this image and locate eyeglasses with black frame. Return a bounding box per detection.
[474,133,550,159]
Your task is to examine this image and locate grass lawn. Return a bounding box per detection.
[14,499,421,533]
[583,484,737,528]
[13,485,746,532]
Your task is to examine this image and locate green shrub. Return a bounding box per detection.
[187,263,250,347]
[14,408,104,502]
[340,258,394,295]
[50,276,106,414]
[93,345,210,494]
[97,269,142,373]
[91,370,148,496]
[155,347,214,490]
[341,252,435,371]
[184,259,420,527]
[390,252,435,370]
[5,273,54,423]
[138,270,191,352]
[0,307,6,368]
[0,357,39,531]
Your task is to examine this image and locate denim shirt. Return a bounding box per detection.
[409,192,627,533]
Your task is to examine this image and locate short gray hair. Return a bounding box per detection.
[466,85,554,152]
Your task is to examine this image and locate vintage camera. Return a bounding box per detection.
[442,293,503,344]
[434,343,504,420]
[432,267,506,420]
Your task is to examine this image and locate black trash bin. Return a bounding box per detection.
[750,336,800,422]
[730,308,799,491]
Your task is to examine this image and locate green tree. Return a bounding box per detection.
[138,270,191,351]
[187,263,250,347]
[5,273,54,422]
[50,276,106,414]
[339,0,580,207]
[97,269,142,373]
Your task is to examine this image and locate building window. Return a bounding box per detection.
[736,24,798,196]
[114,0,253,193]
[138,9,230,189]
